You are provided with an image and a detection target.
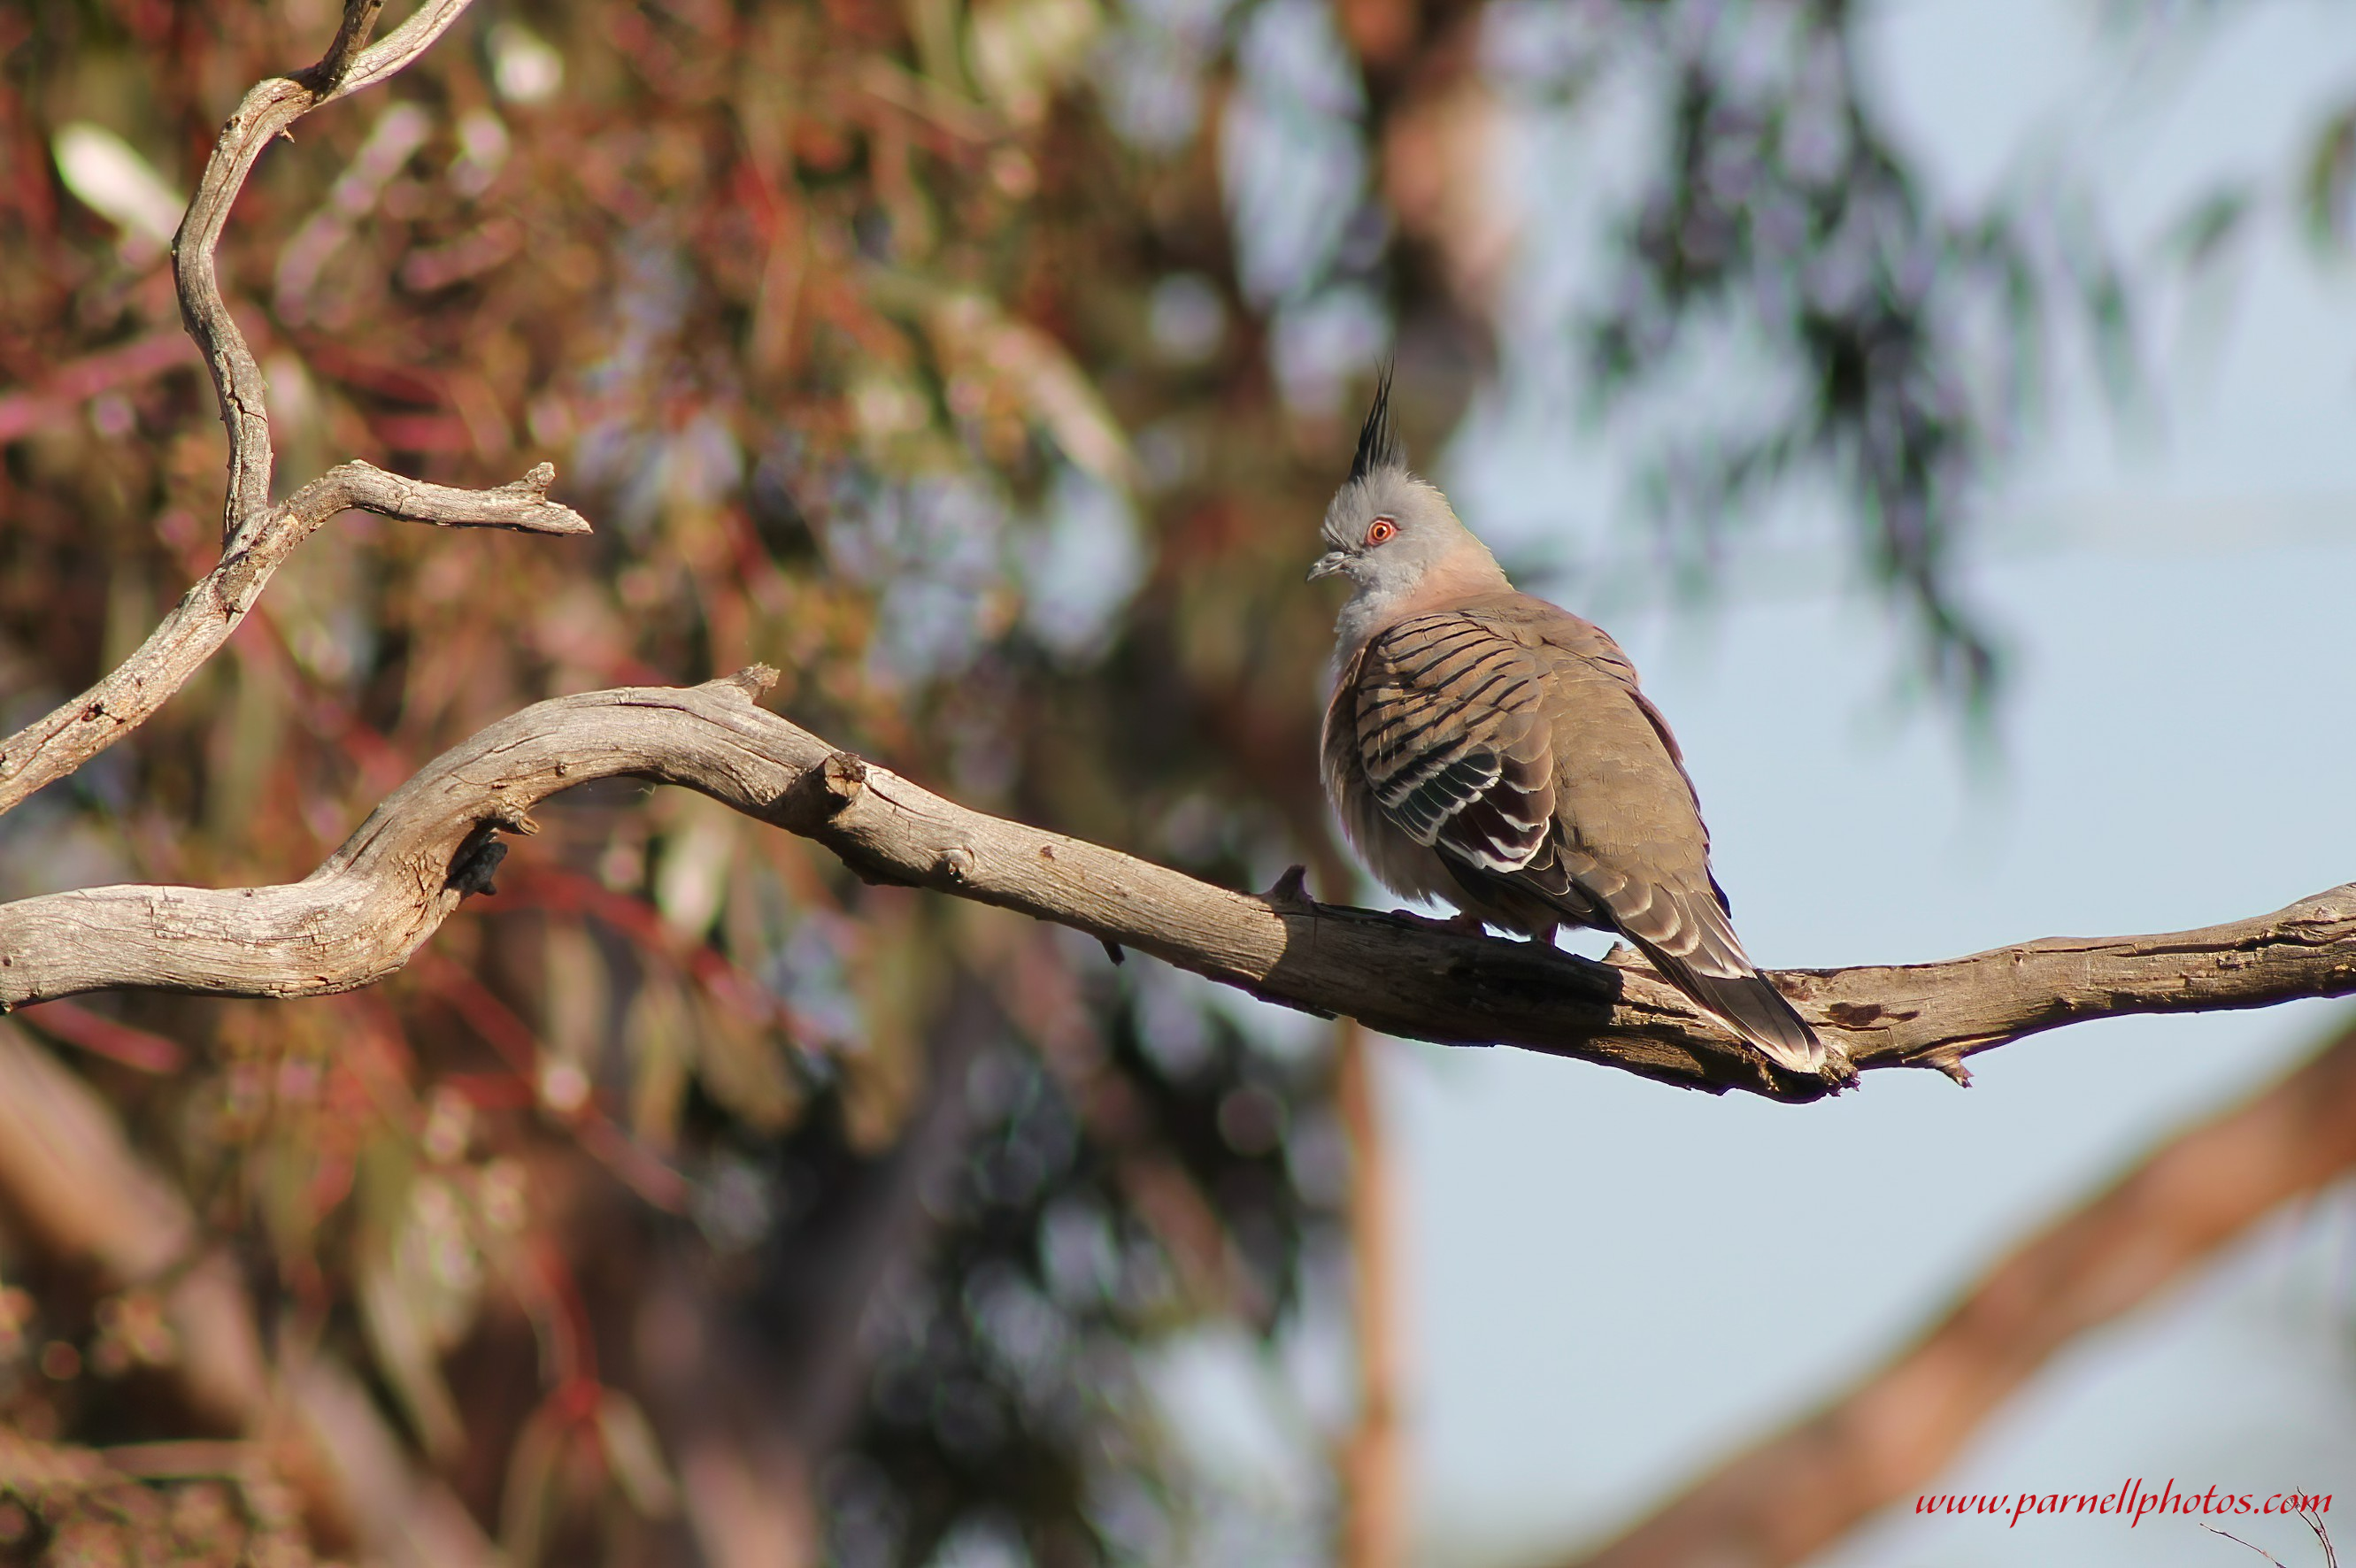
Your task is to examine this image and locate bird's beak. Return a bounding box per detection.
[1307,551,1348,583]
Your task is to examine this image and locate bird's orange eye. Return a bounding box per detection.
[1364,517,1397,547]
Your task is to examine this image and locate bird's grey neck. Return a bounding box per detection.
[1333,588,1406,659]
[1331,555,1513,659]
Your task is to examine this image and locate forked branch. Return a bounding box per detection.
[177,0,474,547]
[4,671,2348,1103]
[0,462,586,815]
[0,0,585,818]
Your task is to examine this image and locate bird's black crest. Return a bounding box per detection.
[1347,365,1405,485]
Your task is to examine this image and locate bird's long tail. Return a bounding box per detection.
[1537,864,1825,1073]
[1636,942,1823,1074]
[1451,850,1828,1073]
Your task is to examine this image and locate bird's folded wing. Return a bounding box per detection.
[1351,612,1557,873]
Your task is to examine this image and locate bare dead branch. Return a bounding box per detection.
[295,0,389,96]
[0,461,587,817]
[0,1,580,811]
[0,671,2346,1101]
[0,0,589,818]
[1547,1010,2356,1568]
[331,0,477,102]
[176,0,474,550]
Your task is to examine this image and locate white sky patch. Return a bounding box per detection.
[1270,283,1390,417]
[1220,0,1366,308]
[1019,465,1145,659]
[1149,272,1228,364]
[1144,1325,1333,1566]
[1403,4,2356,1563]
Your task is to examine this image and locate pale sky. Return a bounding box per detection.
[1158,3,2356,1565]
[1405,1,2356,1564]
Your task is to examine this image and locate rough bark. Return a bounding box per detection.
[1550,1011,2356,1568]
[4,670,2347,1103]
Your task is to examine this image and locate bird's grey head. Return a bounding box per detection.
[1309,372,1505,648]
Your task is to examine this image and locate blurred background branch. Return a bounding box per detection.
[1548,1007,2356,1568]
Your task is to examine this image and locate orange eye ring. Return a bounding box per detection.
[1364,517,1397,547]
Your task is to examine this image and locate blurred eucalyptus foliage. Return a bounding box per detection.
[0,0,2349,1563]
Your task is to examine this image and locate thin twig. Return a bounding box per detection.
[294,0,388,96]
[0,463,586,817]
[0,0,587,821]
[2201,1521,2294,1568]
[174,0,477,549]
[2305,1510,2338,1568]
[0,0,595,820]
[180,1,457,547]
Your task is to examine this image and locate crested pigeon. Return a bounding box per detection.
[1312,375,1824,1072]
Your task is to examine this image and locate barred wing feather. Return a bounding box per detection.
[1352,614,1555,875]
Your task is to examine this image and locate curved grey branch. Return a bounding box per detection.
[0,0,588,819]
[4,672,2347,1103]
[0,462,587,817]
[176,0,475,548]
